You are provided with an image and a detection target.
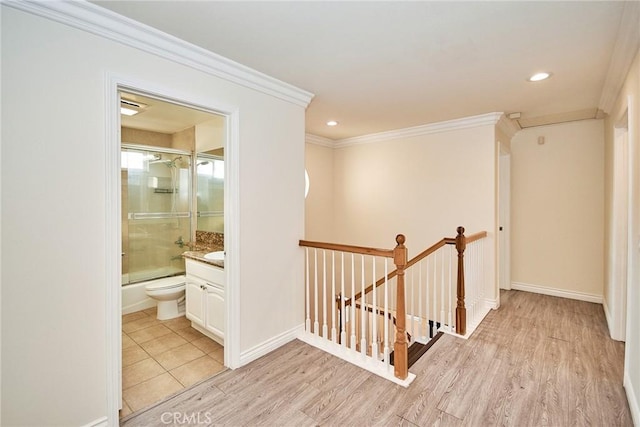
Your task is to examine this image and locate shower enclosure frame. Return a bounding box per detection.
[121,143,194,286]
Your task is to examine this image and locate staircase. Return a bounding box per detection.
[299,226,490,386]
[389,322,444,368]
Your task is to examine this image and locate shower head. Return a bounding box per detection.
[150,156,183,168]
[197,161,210,166]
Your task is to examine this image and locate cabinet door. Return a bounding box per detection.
[185,281,205,326]
[205,285,224,340]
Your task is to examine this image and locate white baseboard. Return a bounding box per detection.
[484,297,500,310]
[625,371,640,426]
[511,282,603,304]
[603,299,617,340]
[297,332,416,387]
[239,324,304,366]
[122,299,155,315]
[81,416,108,427]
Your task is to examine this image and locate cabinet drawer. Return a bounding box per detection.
[186,258,225,286]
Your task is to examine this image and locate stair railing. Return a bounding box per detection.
[299,235,411,383]
[344,226,487,337]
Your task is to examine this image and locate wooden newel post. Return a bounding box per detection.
[393,234,408,380]
[455,226,467,335]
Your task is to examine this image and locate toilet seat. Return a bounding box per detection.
[145,276,186,291]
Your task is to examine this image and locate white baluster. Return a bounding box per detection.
[314,249,319,336]
[350,253,356,350]
[418,260,423,340]
[471,242,476,322]
[341,252,346,347]
[409,267,414,343]
[425,255,430,341]
[371,256,378,360]
[448,244,453,332]
[383,258,390,369]
[305,247,310,332]
[432,251,436,338]
[440,248,445,330]
[472,242,476,322]
[481,239,485,320]
[360,254,366,358]
[322,250,328,339]
[331,251,336,343]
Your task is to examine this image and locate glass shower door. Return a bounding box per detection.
[121,148,191,285]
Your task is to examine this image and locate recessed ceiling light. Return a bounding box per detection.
[528,72,551,82]
[326,120,338,126]
[121,107,139,116]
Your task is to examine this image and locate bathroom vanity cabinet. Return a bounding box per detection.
[185,258,225,344]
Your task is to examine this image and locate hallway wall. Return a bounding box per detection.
[511,120,605,300]
[1,6,307,425]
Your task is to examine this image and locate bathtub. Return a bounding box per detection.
[122,270,185,315]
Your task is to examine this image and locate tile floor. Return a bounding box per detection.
[120,307,226,418]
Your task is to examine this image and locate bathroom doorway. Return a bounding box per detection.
[117,90,231,419]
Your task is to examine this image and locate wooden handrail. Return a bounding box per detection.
[299,239,394,258]
[466,231,488,244]
[345,230,486,306]
[346,238,448,305]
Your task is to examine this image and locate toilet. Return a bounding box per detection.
[145,275,186,320]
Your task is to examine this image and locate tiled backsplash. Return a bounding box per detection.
[195,231,224,248]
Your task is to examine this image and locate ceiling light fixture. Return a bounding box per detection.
[121,107,139,116]
[326,120,338,126]
[528,72,551,82]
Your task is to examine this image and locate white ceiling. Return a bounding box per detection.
[95,1,635,140]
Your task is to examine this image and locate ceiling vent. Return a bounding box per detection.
[120,98,148,116]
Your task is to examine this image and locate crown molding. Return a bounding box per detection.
[496,114,521,139]
[4,0,314,108]
[598,1,640,114]
[305,133,335,148]
[333,112,504,148]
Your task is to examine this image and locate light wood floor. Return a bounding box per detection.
[121,290,632,426]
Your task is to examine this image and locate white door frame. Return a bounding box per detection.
[105,73,241,423]
[498,145,511,291]
[609,111,630,342]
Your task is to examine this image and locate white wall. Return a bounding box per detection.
[510,120,605,300]
[605,50,640,424]
[304,142,335,241]
[1,6,306,426]
[331,125,498,303]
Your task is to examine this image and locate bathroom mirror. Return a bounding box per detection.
[196,150,224,233]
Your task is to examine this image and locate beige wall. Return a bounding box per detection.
[511,120,604,297]
[604,50,640,423]
[331,125,498,303]
[304,142,335,241]
[1,6,306,425]
[121,126,172,148]
[121,125,197,152]
[196,116,225,153]
[171,126,195,152]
